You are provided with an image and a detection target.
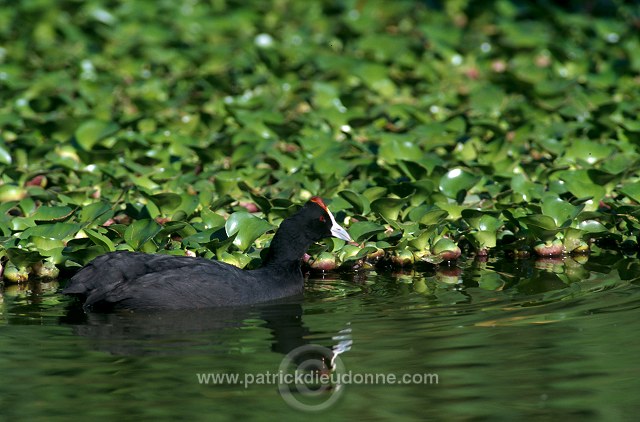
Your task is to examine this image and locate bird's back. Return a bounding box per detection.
[63,251,283,310]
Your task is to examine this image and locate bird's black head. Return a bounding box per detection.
[297,197,352,243]
[263,197,352,269]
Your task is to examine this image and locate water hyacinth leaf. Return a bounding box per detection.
[79,202,114,226]
[0,141,11,165]
[395,160,429,181]
[348,221,386,242]
[84,228,116,252]
[352,245,379,261]
[587,169,622,186]
[362,187,388,202]
[323,237,347,253]
[206,235,238,257]
[556,170,606,206]
[30,236,65,252]
[564,139,615,165]
[620,183,640,203]
[461,209,485,229]
[417,208,449,225]
[439,169,480,200]
[563,227,585,252]
[461,209,501,231]
[200,208,226,230]
[520,215,558,230]
[157,221,193,238]
[435,202,465,220]
[478,215,503,232]
[519,215,561,241]
[19,197,37,216]
[338,244,365,263]
[174,194,200,219]
[408,229,436,251]
[124,219,162,250]
[469,85,505,115]
[225,211,274,251]
[247,192,272,215]
[0,221,10,236]
[469,230,497,249]
[182,228,225,247]
[63,243,116,267]
[149,193,183,213]
[378,135,422,164]
[431,238,458,255]
[600,154,634,176]
[511,174,544,202]
[75,119,119,150]
[541,194,584,227]
[6,248,43,268]
[20,223,83,240]
[339,190,370,215]
[371,197,407,221]
[578,220,607,233]
[31,205,74,221]
[209,195,235,211]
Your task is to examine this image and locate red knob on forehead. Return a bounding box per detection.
[309,196,328,211]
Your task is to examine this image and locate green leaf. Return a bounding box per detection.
[21,223,83,240]
[412,208,449,225]
[31,205,74,221]
[439,169,479,200]
[577,220,607,233]
[124,219,162,251]
[84,228,116,252]
[462,210,502,231]
[149,193,183,213]
[620,183,640,203]
[75,119,119,150]
[200,208,226,229]
[469,230,497,249]
[541,193,583,227]
[6,248,43,267]
[370,197,407,221]
[79,202,114,226]
[338,190,370,215]
[348,221,386,242]
[0,141,11,165]
[378,135,422,164]
[225,212,274,251]
[519,215,561,241]
[520,215,558,231]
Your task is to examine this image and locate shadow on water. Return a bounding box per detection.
[58,301,315,356]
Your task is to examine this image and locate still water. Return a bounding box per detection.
[1,254,639,421]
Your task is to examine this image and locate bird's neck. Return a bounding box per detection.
[261,218,311,271]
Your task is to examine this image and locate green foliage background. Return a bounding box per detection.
[1,0,639,277]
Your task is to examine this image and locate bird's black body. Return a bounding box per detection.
[63,198,351,311]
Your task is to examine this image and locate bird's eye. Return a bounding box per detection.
[319,215,325,222]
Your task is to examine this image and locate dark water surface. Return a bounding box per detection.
[1,254,640,421]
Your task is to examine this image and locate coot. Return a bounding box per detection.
[63,197,351,310]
